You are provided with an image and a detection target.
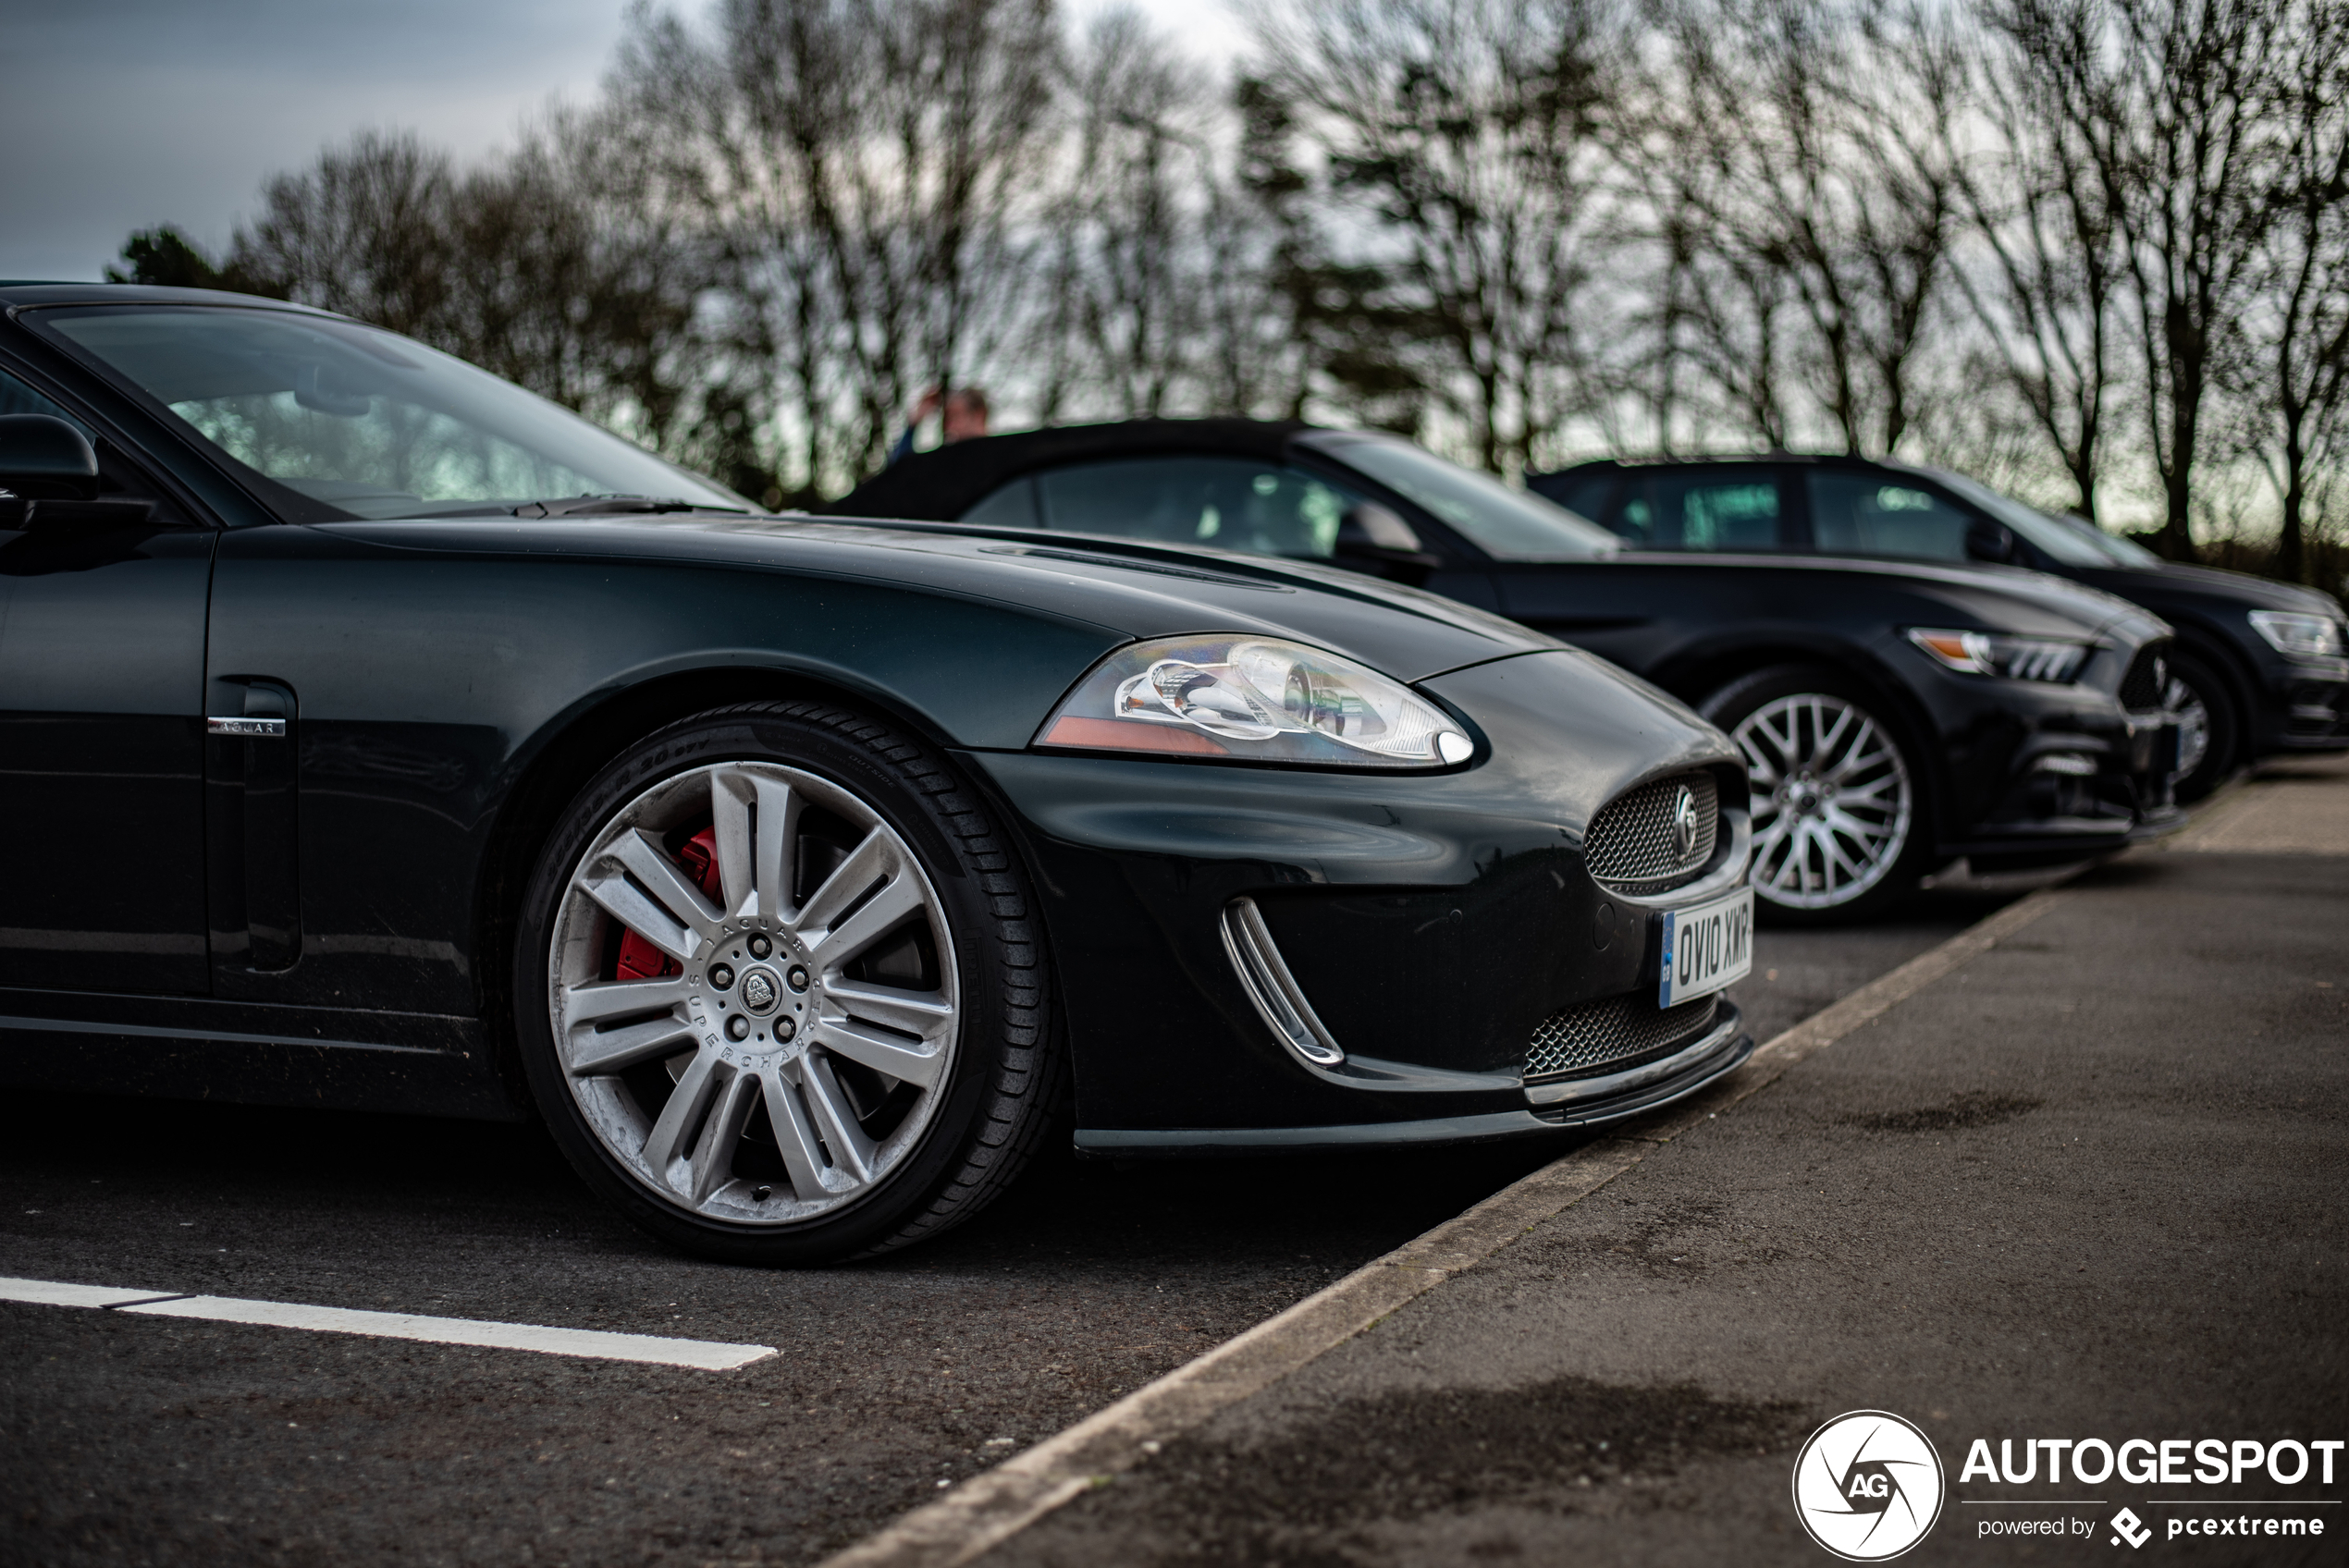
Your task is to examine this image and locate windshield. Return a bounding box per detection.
[37,305,747,521]
[1310,434,1619,560]
[1927,469,2154,569]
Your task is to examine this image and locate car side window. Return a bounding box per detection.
[0,367,96,437]
[960,475,1039,529]
[1001,456,1361,558]
[1617,469,1786,551]
[1808,471,1973,562]
[1544,472,1618,522]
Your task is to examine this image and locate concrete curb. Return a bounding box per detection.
[815,884,2077,1568]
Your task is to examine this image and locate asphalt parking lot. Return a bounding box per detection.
[984,757,2349,1567]
[0,887,2012,1568]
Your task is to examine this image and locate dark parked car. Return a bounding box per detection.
[835,419,2184,918]
[1533,454,2349,800]
[0,286,1757,1264]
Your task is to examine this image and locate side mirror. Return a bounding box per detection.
[0,414,100,500]
[1965,519,2017,564]
[1334,503,1442,584]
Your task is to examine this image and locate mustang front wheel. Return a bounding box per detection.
[514,702,1057,1264]
[1703,667,1924,922]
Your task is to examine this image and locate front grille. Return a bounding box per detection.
[1583,772,1719,893]
[1525,992,1720,1083]
[2119,645,2169,711]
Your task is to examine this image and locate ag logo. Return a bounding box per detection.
[1791,1410,1945,1561]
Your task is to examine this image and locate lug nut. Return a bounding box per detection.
[774,1017,797,1043]
[747,935,773,960]
[726,1015,750,1041]
[786,964,810,992]
[708,963,734,990]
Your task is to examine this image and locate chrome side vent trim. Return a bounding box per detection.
[1220,897,1346,1068]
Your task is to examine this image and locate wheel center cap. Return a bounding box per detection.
[737,966,782,1016]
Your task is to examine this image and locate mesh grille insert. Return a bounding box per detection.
[1525,992,1720,1083]
[2119,645,2169,711]
[1583,772,1719,893]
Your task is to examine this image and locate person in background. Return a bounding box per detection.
[887,386,990,466]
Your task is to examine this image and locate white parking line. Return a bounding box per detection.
[0,1276,776,1371]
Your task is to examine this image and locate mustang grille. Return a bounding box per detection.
[1583,772,1719,893]
[2119,645,2169,711]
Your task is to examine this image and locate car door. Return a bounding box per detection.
[1607,465,1798,553]
[1496,466,1800,663]
[0,364,215,995]
[1802,467,1978,563]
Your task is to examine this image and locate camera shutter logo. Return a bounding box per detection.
[1791,1410,1945,1561]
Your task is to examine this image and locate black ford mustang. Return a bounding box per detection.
[835,420,2186,915]
[0,286,1757,1263]
[1535,453,2349,801]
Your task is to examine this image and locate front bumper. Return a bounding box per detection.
[1920,646,2184,863]
[961,648,1753,1145]
[2258,655,2349,752]
[1078,1003,1753,1151]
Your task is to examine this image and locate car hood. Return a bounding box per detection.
[2082,559,2344,617]
[334,511,1561,684]
[1639,550,2172,644]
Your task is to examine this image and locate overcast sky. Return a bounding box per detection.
[0,0,1248,285]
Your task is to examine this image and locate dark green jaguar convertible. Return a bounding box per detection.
[0,286,1753,1262]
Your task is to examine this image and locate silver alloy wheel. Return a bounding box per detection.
[547,761,959,1225]
[2163,674,2211,780]
[1734,693,1914,910]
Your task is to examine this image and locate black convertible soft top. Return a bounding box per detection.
[825,417,1311,521]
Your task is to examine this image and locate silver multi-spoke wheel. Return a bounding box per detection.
[2163,673,2210,782]
[548,760,959,1226]
[1734,692,1913,911]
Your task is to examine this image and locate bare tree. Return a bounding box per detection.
[1032,8,1221,421]
[231,130,461,341]
[2238,0,2349,582]
[2091,0,2281,557]
[1639,0,1962,458]
[1255,0,1619,473]
[617,0,1061,491]
[1955,0,2129,521]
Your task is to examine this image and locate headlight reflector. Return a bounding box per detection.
[1037,635,1475,767]
[2247,610,2346,659]
[1907,628,2090,683]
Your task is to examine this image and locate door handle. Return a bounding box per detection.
[207,717,287,737]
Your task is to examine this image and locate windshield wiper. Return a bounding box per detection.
[511,495,748,518]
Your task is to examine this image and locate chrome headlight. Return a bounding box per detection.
[1035,635,1476,768]
[2247,610,2345,659]
[1907,628,2091,683]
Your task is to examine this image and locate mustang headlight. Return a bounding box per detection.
[1036,635,1476,767]
[2247,610,2346,659]
[1907,628,2090,683]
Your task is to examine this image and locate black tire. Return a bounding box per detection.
[1700,665,1933,925]
[2165,650,2240,803]
[512,700,1059,1265]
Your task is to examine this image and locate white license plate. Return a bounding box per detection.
[1658,887,1753,1008]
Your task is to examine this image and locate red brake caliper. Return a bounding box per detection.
[614,827,721,981]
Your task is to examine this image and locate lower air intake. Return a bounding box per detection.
[1525,992,1720,1083]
